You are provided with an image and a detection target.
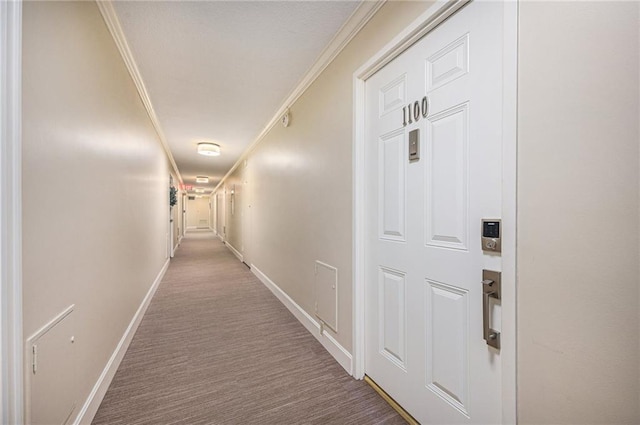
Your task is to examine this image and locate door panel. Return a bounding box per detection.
[364,2,504,424]
[379,266,407,369]
[379,74,407,116]
[426,33,469,91]
[379,130,407,241]
[426,103,469,250]
[426,280,469,414]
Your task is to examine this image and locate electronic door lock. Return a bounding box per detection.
[481,219,501,253]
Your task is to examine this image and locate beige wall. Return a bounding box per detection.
[517,2,640,423]
[186,196,210,228]
[218,1,434,352]
[22,1,173,422]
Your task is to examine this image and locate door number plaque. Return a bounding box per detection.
[402,96,429,126]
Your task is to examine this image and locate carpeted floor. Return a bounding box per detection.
[92,230,405,425]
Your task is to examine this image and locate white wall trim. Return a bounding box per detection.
[499,2,519,422]
[0,1,23,423]
[352,1,518,423]
[212,0,386,193]
[251,266,352,375]
[73,259,170,425]
[224,241,243,263]
[96,1,183,186]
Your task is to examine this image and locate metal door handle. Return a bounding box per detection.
[482,270,501,349]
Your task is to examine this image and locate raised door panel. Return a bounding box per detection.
[426,33,469,91]
[426,280,469,416]
[379,130,407,242]
[425,103,469,250]
[379,74,407,117]
[378,267,407,370]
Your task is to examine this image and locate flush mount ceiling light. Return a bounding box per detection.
[195,188,205,193]
[197,142,220,157]
[196,176,209,183]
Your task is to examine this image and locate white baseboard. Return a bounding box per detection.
[225,241,243,262]
[216,234,224,242]
[73,258,170,425]
[172,242,178,257]
[251,265,352,375]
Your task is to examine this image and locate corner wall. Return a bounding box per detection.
[22,1,173,422]
[517,2,640,423]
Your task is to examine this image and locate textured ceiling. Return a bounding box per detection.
[112,1,360,193]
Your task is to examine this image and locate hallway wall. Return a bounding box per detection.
[217,1,435,354]
[517,2,640,423]
[22,1,174,422]
[186,196,210,228]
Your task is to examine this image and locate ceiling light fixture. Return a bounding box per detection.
[196,176,209,183]
[195,188,205,193]
[197,142,220,157]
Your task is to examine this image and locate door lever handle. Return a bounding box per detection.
[482,270,501,349]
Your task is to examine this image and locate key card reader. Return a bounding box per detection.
[481,219,501,253]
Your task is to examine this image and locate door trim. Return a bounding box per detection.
[0,1,24,423]
[351,0,518,422]
[169,175,175,258]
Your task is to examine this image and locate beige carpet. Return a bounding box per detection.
[92,231,405,425]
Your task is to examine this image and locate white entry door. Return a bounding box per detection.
[364,2,504,424]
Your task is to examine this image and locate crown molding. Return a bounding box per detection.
[213,0,386,192]
[96,1,183,185]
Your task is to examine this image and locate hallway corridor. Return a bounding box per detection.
[92,231,404,425]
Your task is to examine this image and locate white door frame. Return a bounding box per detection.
[182,193,187,238]
[242,160,251,267]
[1,1,24,423]
[169,175,174,258]
[352,0,518,422]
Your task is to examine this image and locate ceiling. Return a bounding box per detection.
[111,1,361,194]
